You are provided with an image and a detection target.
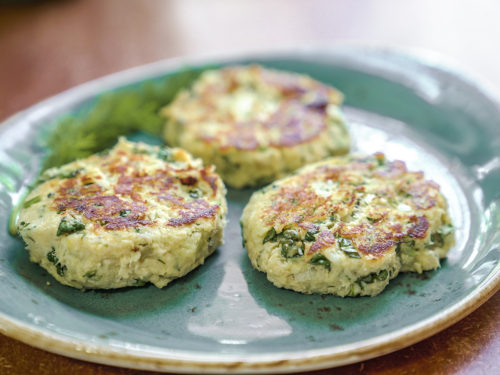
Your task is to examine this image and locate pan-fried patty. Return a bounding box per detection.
[241,153,454,297]
[162,65,350,188]
[17,138,227,289]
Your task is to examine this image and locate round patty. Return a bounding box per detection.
[241,153,454,297]
[162,65,350,188]
[17,138,227,290]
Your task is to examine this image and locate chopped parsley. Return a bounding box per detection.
[304,230,318,242]
[309,253,331,270]
[358,269,389,284]
[337,235,361,259]
[47,248,67,276]
[263,227,277,243]
[280,238,304,258]
[397,239,417,256]
[57,218,85,236]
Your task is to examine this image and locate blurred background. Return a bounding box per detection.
[0,1,498,374]
[1,0,500,121]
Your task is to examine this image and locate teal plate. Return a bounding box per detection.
[0,47,499,374]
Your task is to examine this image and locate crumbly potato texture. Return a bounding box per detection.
[162,65,350,188]
[17,138,227,289]
[241,153,454,297]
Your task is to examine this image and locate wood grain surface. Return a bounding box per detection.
[0,1,499,374]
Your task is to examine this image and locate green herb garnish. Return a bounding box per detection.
[47,247,67,276]
[337,236,361,259]
[309,253,331,270]
[304,229,319,242]
[263,227,277,243]
[41,67,207,171]
[397,239,417,256]
[281,238,304,258]
[428,224,454,248]
[119,210,131,217]
[57,218,85,236]
[358,269,389,284]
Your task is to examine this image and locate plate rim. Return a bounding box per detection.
[1,45,499,374]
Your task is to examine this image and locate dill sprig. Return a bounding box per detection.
[41,66,208,170]
[9,66,212,237]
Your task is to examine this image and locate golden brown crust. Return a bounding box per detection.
[165,65,343,151]
[162,65,350,188]
[260,154,444,259]
[47,141,222,232]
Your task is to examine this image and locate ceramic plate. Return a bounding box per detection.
[0,47,499,374]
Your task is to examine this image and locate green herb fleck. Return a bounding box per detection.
[358,269,389,284]
[57,218,85,236]
[397,239,417,256]
[348,284,358,297]
[263,227,277,243]
[84,270,97,278]
[47,248,58,264]
[309,253,331,270]
[376,269,389,281]
[23,195,41,209]
[304,230,317,242]
[47,248,67,276]
[337,236,361,259]
[119,209,131,217]
[280,239,304,258]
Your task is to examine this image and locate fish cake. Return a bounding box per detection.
[162,65,350,188]
[241,153,454,297]
[17,138,227,289]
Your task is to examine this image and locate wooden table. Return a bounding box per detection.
[0,1,498,374]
